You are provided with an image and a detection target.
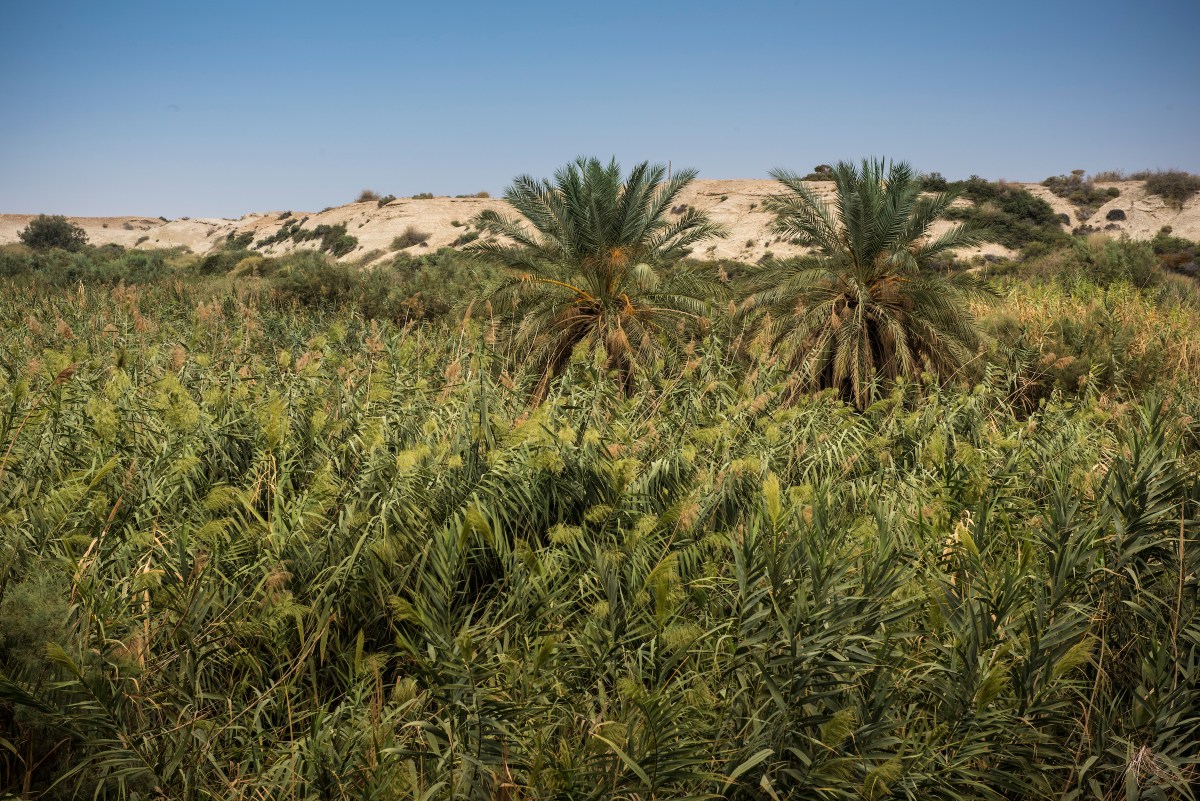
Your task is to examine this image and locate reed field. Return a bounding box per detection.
[1,162,1199,800]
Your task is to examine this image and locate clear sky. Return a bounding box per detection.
[2,0,1197,218]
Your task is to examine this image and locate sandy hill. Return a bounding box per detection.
[3,179,1197,265]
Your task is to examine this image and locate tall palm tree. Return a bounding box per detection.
[469,157,726,399]
[746,158,993,408]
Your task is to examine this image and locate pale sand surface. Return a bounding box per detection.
[3,180,1196,265]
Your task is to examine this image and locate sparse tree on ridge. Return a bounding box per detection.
[18,214,89,252]
[746,158,993,408]
[470,157,726,399]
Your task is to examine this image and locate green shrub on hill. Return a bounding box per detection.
[1041,170,1120,218]
[943,177,1069,254]
[1133,169,1200,208]
[17,214,88,252]
[254,218,358,256]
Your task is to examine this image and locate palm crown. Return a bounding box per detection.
[470,157,726,398]
[747,158,993,408]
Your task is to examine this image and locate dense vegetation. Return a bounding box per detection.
[941,178,1069,256]
[2,163,1200,800]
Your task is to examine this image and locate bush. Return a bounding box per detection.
[356,189,381,203]
[1041,170,1120,215]
[264,247,495,323]
[255,219,357,256]
[226,231,255,250]
[1133,170,1200,208]
[18,215,88,252]
[1151,229,1200,277]
[919,172,949,192]
[269,252,362,309]
[0,244,32,277]
[944,178,1069,253]
[257,218,306,249]
[1072,235,1159,288]
[376,194,397,207]
[411,192,434,200]
[392,226,431,249]
[3,244,179,285]
[197,248,247,275]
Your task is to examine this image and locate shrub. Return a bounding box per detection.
[197,248,246,275]
[944,178,1068,253]
[257,218,306,249]
[15,245,176,284]
[295,224,358,257]
[18,215,88,252]
[919,172,949,192]
[392,226,431,249]
[1041,170,1120,215]
[321,229,358,257]
[1151,229,1200,277]
[255,219,356,256]
[226,231,255,250]
[356,189,381,203]
[1072,235,1159,288]
[1106,208,1126,221]
[269,252,362,309]
[0,244,31,277]
[1132,170,1200,208]
[376,194,397,207]
[411,192,434,200]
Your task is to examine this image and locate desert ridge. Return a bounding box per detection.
[3,178,1197,264]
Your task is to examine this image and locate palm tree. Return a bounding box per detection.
[469,157,726,399]
[746,158,993,408]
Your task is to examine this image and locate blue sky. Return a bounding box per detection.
[2,0,1197,218]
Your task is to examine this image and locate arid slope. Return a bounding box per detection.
[3,179,1197,264]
